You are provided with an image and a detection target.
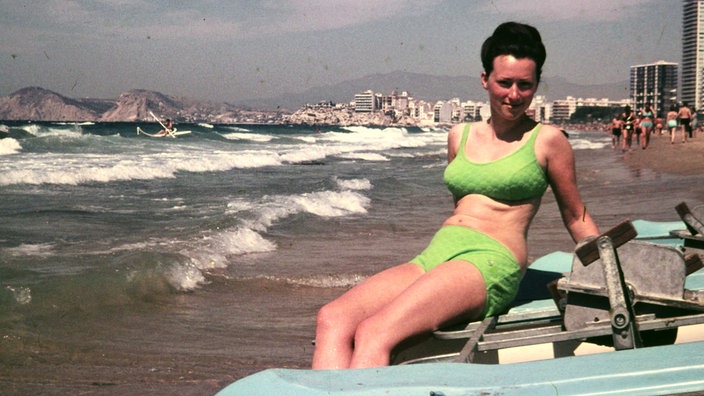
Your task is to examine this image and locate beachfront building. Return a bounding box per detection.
[379,90,410,114]
[682,0,704,113]
[354,90,378,112]
[530,95,551,123]
[630,61,678,116]
[433,101,453,123]
[551,96,627,122]
[462,100,483,121]
[551,97,577,121]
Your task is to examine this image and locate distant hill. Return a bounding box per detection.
[245,71,630,109]
[0,72,630,121]
[0,87,246,123]
[0,87,109,121]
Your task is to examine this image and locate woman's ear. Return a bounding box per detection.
[480,71,489,90]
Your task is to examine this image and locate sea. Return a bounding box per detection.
[1,121,703,395]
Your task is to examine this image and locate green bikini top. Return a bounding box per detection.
[444,123,549,202]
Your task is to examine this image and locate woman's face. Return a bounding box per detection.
[481,55,538,121]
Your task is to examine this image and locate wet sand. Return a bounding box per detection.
[622,131,704,176]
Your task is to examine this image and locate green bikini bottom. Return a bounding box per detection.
[410,225,522,317]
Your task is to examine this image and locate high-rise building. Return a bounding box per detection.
[630,61,678,116]
[682,0,704,112]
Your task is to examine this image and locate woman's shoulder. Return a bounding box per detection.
[535,124,571,152]
[449,121,484,140]
[536,123,565,140]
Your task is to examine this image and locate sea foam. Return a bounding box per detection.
[0,138,21,155]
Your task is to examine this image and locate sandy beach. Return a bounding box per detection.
[621,131,704,176]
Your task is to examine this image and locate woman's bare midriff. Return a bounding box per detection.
[442,194,541,269]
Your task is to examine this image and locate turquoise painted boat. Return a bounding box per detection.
[218,341,704,395]
[217,218,704,395]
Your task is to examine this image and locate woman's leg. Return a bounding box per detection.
[312,262,425,369]
[348,260,488,368]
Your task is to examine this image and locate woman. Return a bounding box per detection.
[312,22,599,370]
[639,103,655,149]
[621,106,635,151]
[666,104,680,144]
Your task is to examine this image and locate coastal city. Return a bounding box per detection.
[283,59,676,128]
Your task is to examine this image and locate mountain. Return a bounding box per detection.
[0,87,110,121]
[0,72,630,121]
[0,87,247,123]
[98,89,242,122]
[246,71,630,109]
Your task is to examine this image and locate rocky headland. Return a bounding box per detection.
[0,87,412,126]
[0,87,284,124]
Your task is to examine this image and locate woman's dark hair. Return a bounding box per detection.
[481,22,546,83]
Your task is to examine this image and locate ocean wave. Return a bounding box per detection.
[220,132,274,142]
[187,227,277,270]
[570,138,611,150]
[334,177,372,191]
[28,125,85,138]
[247,273,366,288]
[337,152,390,161]
[0,138,22,155]
[0,149,284,186]
[4,243,55,257]
[0,251,207,314]
[223,125,252,132]
[0,123,449,186]
[185,187,372,270]
[18,124,42,135]
[2,285,32,305]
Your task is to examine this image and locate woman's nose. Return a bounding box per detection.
[508,84,520,99]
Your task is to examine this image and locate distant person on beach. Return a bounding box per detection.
[157,119,174,136]
[678,102,693,142]
[610,115,622,149]
[621,105,636,151]
[312,21,600,370]
[693,115,699,138]
[639,102,655,149]
[667,104,682,144]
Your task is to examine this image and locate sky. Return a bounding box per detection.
[0,0,683,104]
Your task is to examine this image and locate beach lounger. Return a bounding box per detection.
[672,202,704,252]
[394,220,704,365]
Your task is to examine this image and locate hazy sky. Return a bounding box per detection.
[0,0,682,103]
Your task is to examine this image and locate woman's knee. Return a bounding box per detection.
[353,314,397,355]
[316,301,358,337]
[315,302,340,332]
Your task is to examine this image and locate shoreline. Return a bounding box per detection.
[620,131,704,176]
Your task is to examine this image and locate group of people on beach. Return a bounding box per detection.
[610,102,696,151]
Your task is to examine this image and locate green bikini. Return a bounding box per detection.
[411,123,549,317]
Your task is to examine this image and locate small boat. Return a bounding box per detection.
[136,127,191,138]
[218,342,704,395]
[216,206,704,395]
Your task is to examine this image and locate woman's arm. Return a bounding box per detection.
[446,123,465,206]
[541,126,599,242]
[447,123,464,163]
